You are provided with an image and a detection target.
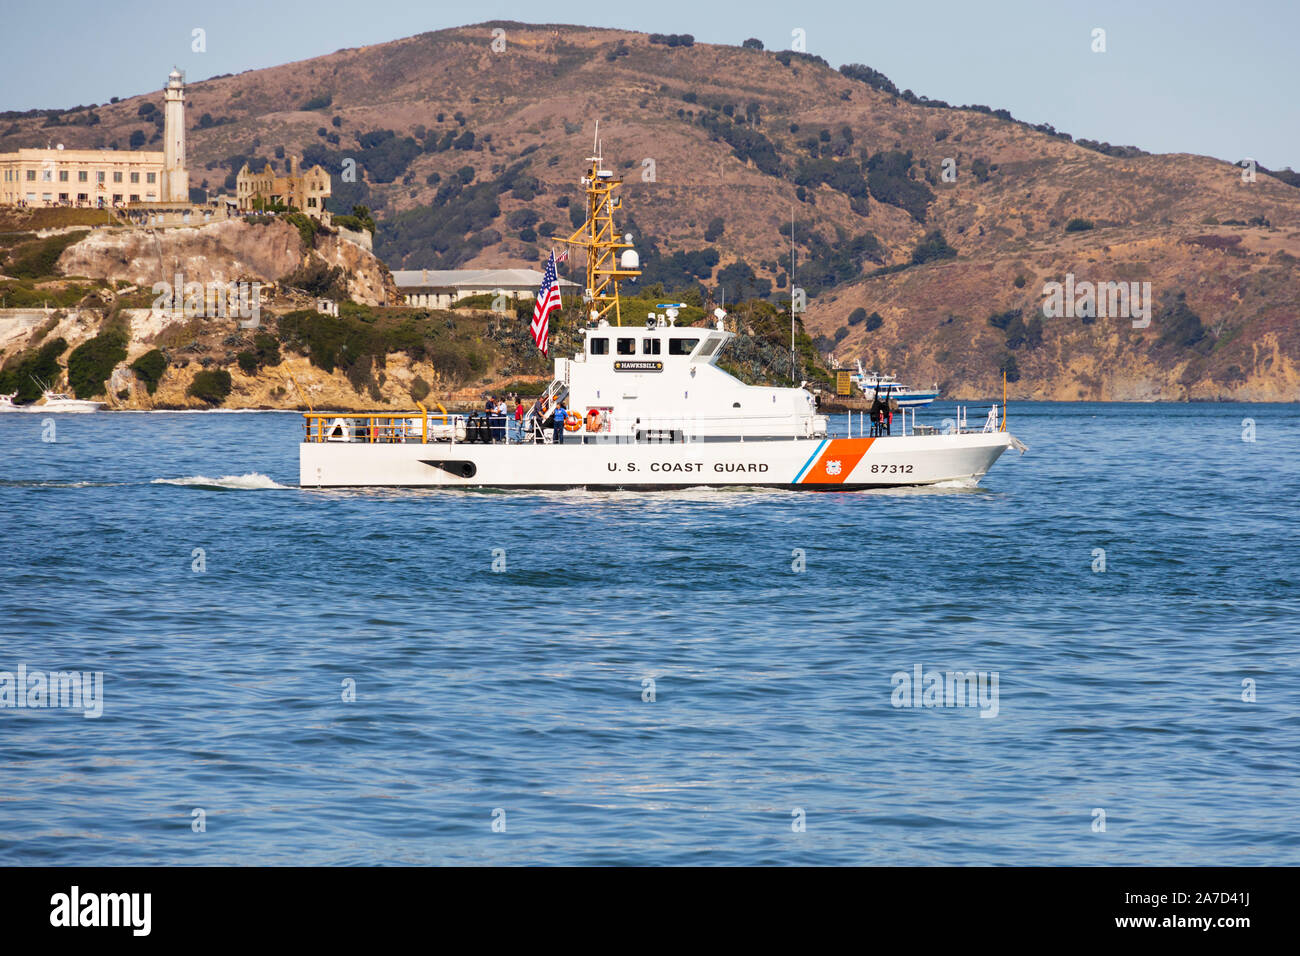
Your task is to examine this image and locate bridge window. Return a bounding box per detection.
[642,338,661,355]
[589,337,609,355]
[668,338,699,356]
[617,337,635,355]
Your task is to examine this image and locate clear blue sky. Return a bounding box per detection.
[5,0,1296,169]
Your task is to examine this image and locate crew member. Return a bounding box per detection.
[495,398,508,442]
[552,398,567,444]
[869,387,885,437]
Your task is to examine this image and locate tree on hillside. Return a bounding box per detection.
[839,63,899,96]
[910,230,956,265]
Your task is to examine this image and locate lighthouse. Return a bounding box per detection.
[161,67,188,203]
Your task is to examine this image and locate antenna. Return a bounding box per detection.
[790,207,796,382]
[554,134,640,326]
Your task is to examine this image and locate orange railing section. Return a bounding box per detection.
[303,411,427,444]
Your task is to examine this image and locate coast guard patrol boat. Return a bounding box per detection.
[299,147,1022,490]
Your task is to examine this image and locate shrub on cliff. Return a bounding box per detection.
[67,328,128,398]
[280,255,346,299]
[1155,293,1210,353]
[129,348,168,394]
[4,230,90,279]
[0,337,67,402]
[236,331,281,374]
[188,369,232,404]
[333,205,376,236]
[285,212,318,248]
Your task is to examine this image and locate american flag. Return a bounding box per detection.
[531,249,565,355]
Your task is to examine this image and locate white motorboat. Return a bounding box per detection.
[0,392,21,412]
[31,389,105,413]
[852,362,940,407]
[299,146,1023,490]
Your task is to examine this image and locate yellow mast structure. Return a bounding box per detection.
[554,131,641,326]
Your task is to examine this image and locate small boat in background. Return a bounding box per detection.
[21,378,105,413]
[852,362,940,408]
[0,392,21,412]
[34,390,105,413]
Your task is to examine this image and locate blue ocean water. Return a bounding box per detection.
[0,402,1296,865]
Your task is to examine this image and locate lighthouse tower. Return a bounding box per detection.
[161,67,188,203]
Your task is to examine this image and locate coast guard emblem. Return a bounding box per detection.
[825,460,842,476]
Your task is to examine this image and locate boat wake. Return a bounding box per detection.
[859,477,986,495]
[151,472,288,490]
[0,480,124,489]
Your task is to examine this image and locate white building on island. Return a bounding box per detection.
[392,268,579,309]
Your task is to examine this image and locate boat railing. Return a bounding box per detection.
[303,403,466,444]
[846,406,920,438]
[942,405,1003,435]
[305,404,552,445]
[303,407,850,445]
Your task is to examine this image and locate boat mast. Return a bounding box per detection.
[554,125,641,326]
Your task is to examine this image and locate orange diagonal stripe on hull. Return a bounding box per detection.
[801,437,874,484]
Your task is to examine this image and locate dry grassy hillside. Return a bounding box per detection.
[4,22,1297,399]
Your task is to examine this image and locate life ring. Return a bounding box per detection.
[564,412,583,432]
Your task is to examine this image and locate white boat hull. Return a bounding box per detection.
[300,432,1014,490]
[27,402,104,413]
